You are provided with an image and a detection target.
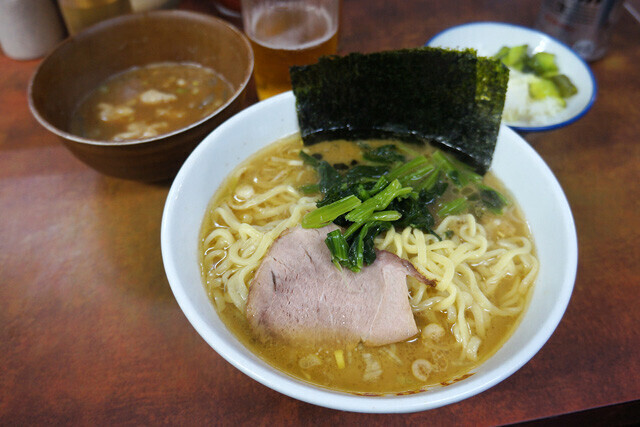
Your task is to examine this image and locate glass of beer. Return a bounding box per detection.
[58,0,132,35]
[241,0,340,100]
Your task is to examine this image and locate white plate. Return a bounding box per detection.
[161,91,578,413]
[427,21,596,131]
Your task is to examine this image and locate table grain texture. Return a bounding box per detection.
[1,0,639,425]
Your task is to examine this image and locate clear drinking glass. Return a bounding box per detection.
[58,0,132,35]
[241,0,340,100]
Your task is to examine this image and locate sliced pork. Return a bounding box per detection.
[246,225,435,348]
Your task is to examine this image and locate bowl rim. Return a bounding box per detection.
[161,91,578,413]
[27,9,254,147]
[426,21,597,132]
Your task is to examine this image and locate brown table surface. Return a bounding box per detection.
[1,0,639,424]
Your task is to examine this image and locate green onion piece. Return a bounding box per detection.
[301,195,362,228]
[437,197,467,217]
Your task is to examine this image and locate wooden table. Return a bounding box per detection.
[1,0,638,424]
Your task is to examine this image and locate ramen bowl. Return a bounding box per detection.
[161,91,577,412]
[28,10,253,182]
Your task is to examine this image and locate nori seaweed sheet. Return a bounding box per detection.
[290,47,508,174]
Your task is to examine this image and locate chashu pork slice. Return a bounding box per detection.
[246,225,435,348]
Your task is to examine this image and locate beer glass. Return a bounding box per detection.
[241,0,340,100]
[58,0,132,35]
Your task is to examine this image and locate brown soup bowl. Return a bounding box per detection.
[28,10,253,182]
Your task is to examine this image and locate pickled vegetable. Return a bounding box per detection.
[494,45,578,104]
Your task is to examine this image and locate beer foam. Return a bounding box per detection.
[249,3,337,51]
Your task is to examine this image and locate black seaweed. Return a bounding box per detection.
[290,47,509,174]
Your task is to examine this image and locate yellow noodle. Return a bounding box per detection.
[200,138,538,369]
[374,212,537,358]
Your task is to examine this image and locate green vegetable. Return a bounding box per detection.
[385,156,430,183]
[325,221,392,272]
[401,164,436,186]
[291,47,508,175]
[529,52,559,77]
[344,210,401,239]
[550,74,578,98]
[417,169,442,191]
[344,165,389,184]
[299,150,341,194]
[438,197,467,217]
[494,45,578,102]
[359,222,392,267]
[493,46,510,61]
[300,143,509,272]
[529,78,566,107]
[498,44,528,71]
[362,144,406,164]
[325,230,350,269]
[345,179,412,223]
[390,189,438,237]
[298,183,320,195]
[301,195,362,228]
[478,187,507,214]
[369,210,403,222]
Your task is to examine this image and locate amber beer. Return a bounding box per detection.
[58,0,132,35]
[243,0,339,100]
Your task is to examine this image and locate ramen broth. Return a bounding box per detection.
[200,135,537,394]
[70,62,233,141]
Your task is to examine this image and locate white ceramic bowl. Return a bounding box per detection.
[161,91,578,413]
[427,21,596,132]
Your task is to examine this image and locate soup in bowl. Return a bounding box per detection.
[28,10,253,182]
[161,91,577,412]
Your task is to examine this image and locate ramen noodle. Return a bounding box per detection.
[199,135,538,394]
